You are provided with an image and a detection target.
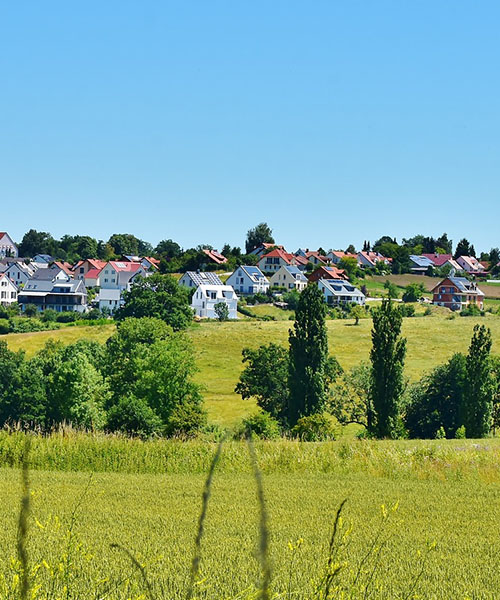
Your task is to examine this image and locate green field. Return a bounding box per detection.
[0,436,499,599]
[3,313,500,426]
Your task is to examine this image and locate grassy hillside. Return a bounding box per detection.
[3,313,500,425]
[0,437,499,598]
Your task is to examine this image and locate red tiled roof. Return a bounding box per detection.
[108,261,144,272]
[202,249,228,264]
[85,268,102,279]
[422,253,453,267]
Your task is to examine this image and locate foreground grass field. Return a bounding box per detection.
[3,313,500,425]
[0,436,499,599]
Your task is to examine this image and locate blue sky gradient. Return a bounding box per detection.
[1,1,499,252]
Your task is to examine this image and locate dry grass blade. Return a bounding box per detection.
[110,543,156,600]
[17,434,31,600]
[186,435,226,600]
[246,433,271,600]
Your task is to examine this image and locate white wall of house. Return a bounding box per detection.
[226,267,269,295]
[269,266,307,291]
[191,284,238,319]
[0,233,18,258]
[0,275,18,305]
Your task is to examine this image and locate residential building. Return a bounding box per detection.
[326,250,357,264]
[307,265,348,283]
[258,249,308,273]
[140,257,160,270]
[99,261,146,290]
[456,255,486,274]
[3,261,36,287]
[95,288,123,314]
[179,271,224,289]
[357,251,391,268]
[202,249,227,265]
[421,253,453,267]
[191,284,238,319]
[0,273,18,306]
[431,277,484,311]
[226,266,269,295]
[269,265,308,291]
[73,259,106,282]
[29,266,71,283]
[317,279,366,306]
[85,267,103,288]
[409,255,435,274]
[0,232,18,258]
[18,279,88,313]
[32,254,53,266]
[249,243,285,257]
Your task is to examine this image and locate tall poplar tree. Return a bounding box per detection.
[461,324,493,438]
[288,284,329,426]
[369,298,407,438]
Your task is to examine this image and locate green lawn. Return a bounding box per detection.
[0,438,499,598]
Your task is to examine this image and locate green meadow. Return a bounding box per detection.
[4,312,500,426]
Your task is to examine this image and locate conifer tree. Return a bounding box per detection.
[368,298,407,438]
[461,324,493,438]
[288,284,329,426]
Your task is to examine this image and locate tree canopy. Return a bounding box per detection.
[245,222,275,254]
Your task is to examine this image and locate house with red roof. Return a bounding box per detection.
[456,255,487,275]
[202,249,228,265]
[432,276,484,311]
[357,251,392,269]
[73,259,107,282]
[0,232,18,258]
[307,265,348,283]
[326,250,357,265]
[249,243,285,257]
[257,249,308,273]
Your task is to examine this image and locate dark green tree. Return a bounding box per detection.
[369,298,407,438]
[454,238,473,259]
[288,284,330,426]
[18,229,56,257]
[245,222,275,254]
[461,325,493,438]
[214,302,229,321]
[116,273,193,330]
[404,353,466,438]
[235,343,289,424]
[402,282,426,303]
[154,239,182,259]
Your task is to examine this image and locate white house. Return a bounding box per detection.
[99,261,146,290]
[179,271,223,289]
[456,255,485,273]
[191,284,238,319]
[226,266,269,295]
[3,261,36,287]
[317,279,366,306]
[0,232,18,258]
[95,288,123,314]
[0,273,18,306]
[269,265,308,291]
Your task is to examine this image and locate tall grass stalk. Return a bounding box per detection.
[16,435,31,600]
[186,435,226,600]
[247,433,271,600]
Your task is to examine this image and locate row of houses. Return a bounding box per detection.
[410,253,489,277]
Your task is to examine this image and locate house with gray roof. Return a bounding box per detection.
[225,266,269,295]
[317,279,366,306]
[432,276,484,311]
[269,265,308,291]
[18,279,87,313]
[179,271,223,289]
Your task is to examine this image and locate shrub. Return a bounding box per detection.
[106,395,164,438]
[0,306,8,320]
[0,319,9,335]
[424,306,432,316]
[402,283,426,303]
[56,312,80,323]
[291,413,340,441]
[41,309,58,322]
[24,304,38,317]
[455,425,466,439]
[435,426,446,439]
[163,400,208,437]
[238,411,282,439]
[399,304,415,317]
[214,302,229,321]
[460,304,483,317]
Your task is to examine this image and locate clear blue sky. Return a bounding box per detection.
[1,1,499,253]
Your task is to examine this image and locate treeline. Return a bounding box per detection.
[236,293,500,440]
[0,318,206,437]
